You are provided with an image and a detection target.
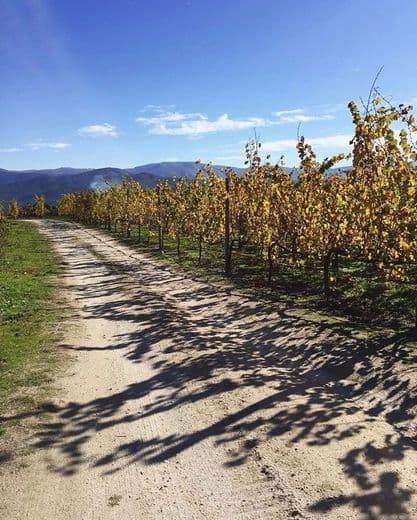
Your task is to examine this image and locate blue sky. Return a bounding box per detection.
[1,0,417,170]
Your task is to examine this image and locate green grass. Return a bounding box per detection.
[0,220,61,423]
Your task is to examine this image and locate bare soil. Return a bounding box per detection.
[1,219,417,519]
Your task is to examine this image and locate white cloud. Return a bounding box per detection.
[141,104,175,111]
[28,141,70,150]
[50,143,70,149]
[1,141,70,153]
[0,147,24,153]
[137,110,206,126]
[260,139,298,152]
[274,109,303,117]
[276,114,335,123]
[78,123,118,137]
[160,114,266,136]
[137,107,266,136]
[262,134,352,153]
[273,108,335,124]
[137,105,336,137]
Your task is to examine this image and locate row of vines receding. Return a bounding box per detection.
[56,94,417,326]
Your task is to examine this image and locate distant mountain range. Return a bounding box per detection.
[0,161,347,206]
[0,162,246,205]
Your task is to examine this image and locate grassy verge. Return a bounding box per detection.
[0,220,62,437]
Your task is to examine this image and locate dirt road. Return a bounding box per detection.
[1,219,417,519]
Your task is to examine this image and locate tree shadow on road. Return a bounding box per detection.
[3,224,417,519]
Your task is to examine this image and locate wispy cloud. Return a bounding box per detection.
[274,109,304,117]
[0,147,24,153]
[261,134,352,153]
[0,141,70,153]
[276,113,334,123]
[273,108,335,124]
[78,123,118,137]
[137,107,265,136]
[137,110,206,127]
[28,141,70,150]
[137,105,336,137]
